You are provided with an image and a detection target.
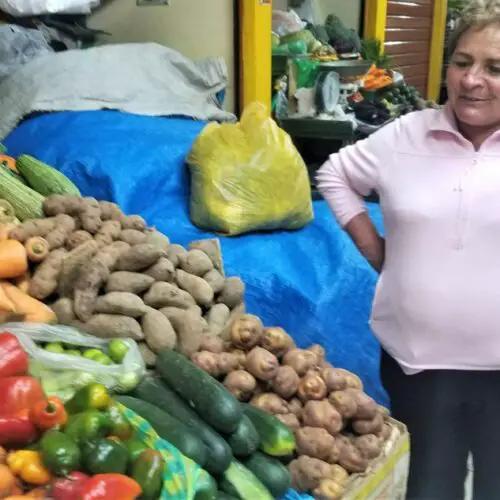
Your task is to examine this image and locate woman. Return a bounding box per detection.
[317,2,500,499]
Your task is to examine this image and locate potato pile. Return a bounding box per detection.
[8,195,245,364]
[190,314,392,498]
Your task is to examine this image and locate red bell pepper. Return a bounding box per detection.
[51,471,90,500]
[0,415,37,446]
[0,332,28,378]
[81,474,142,500]
[0,376,45,417]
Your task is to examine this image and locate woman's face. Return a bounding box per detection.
[447,23,500,129]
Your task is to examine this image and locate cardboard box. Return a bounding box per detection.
[343,418,410,500]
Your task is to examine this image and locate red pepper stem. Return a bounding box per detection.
[45,402,57,414]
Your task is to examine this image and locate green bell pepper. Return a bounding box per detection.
[106,402,133,441]
[64,410,111,444]
[65,383,110,414]
[40,429,81,476]
[131,449,164,500]
[82,437,128,475]
[126,438,149,465]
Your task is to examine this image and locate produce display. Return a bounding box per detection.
[187,315,394,498]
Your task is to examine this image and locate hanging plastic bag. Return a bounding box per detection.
[0,0,99,16]
[187,102,314,236]
[1,322,146,401]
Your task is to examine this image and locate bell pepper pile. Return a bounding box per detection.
[0,332,164,500]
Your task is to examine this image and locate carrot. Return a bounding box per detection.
[0,240,28,279]
[24,237,49,263]
[13,271,31,295]
[0,284,16,313]
[0,282,56,323]
[0,155,18,173]
[0,464,16,498]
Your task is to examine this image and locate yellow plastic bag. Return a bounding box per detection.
[187,102,314,235]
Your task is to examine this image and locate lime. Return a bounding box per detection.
[45,342,65,354]
[94,353,113,366]
[65,349,82,357]
[108,340,130,364]
[115,372,140,393]
[74,372,96,389]
[83,348,104,360]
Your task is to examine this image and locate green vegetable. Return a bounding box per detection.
[131,449,164,500]
[219,460,273,500]
[216,492,238,500]
[107,339,129,363]
[133,377,232,475]
[81,437,128,474]
[64,349,81,357]
[115,395,207,467]
[156,350,242,433]
[105,402,134,441]
[40,429,81,476]
[0,163,27,185]
[194,474,218,500]
[16,154,81,196]
[241,452,291,498]
[64,410,112,444]
[82,348,103,360]
[126,438,149,465]
[0,167,45,220]
[242,404,296,457]
[65,383,111,414]
[226,415,259,458]
[44,342,65,354]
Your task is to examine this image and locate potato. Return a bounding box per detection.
[282,349,317,376]
[144,257,175,282]
[338,441,369,473]
[295,427,340,463]
[297,371,328,401]
[144,282,196,309]
[345,389,378,420]
[83,314,144,340]
[178,249,214,276]
[199,334,225,354]
[313,478,346,500]
[250,393,289,415]
[320,366,348,392]
[116,244,165,272]
[377,422,393,441]
[337,368,363,391]
[288,456,333,492]
[217,277,245,308]
[105,271,155,294]
[307,344,326,365]
[141,307,177,352]
[223,370,257,401]
[301,400,343,436]
[275,413,301,432]
[217,352,240,374]
[230,314,263,350]
[245,346,279,382]
[94,292,147,317]
[352,413,384,435]
[287,397,303,417]
[260,327,296,357]
[176,269,214,307]
[328,390,358,419]
[191,351,221,377]
[271,365,300,399]
[353,434,382,460]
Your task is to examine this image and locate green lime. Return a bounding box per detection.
[65,349,82,357]
[107,340,130,364]
[94,353,113,365]
[45,342,65,354]
[115,372,140,393]
[83,348,104,360]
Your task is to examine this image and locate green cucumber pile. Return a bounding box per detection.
[116,350,295,500]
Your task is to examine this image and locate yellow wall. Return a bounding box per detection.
[88,0,235,111]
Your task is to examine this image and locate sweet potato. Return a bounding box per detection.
[9,218,55,242]
[141,307,177,352]
[217,277,245,308]
[313,479,346,500]
[119,229,147,246]
[328,390,358,419]
[230,314,263,350]
[45,213,76,249]
[245,346,279,381]
[120,214,146,231]
[188,238,224,274]
[203,269,225,294]
[65,230,93,250]
[205,303,230,336]
[199,334,225,354]
[138,342,157,367]
[99,201,123,221]
[271,365,300,399]
[94,292,147,317]
[301,400,343,435]
[288,456,333,492]
[352,413,384,435]
[79,197,103,234]
[178,249,214,276]
[297,371,328,401]
[295,427,340,463]
[166,244,187,267]
[43,194,83,216]
[260,327,296,357]
[50,297,75,324]
[28,248,67,300]
[106,271,154,294]
[83,314,144,340]
[144,282,196,309]
[145,228,170,251]
[250,393,289,415]
[176,269,214,307]
[191,350,221,377]
[282,349,317,376]
[353,434,382,460]
[94,220,121,247]
[223,370,257,401]
[320,366,348,392]
[115,243,165,272]
[144,257,175,282]
[160,307,207,356]
[275,413,301,432]
[96,241,131,270]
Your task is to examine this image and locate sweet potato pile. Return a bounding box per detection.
[8,195,245,363]
[190,315,393,498]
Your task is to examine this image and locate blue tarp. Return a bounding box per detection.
[4,110,387,406]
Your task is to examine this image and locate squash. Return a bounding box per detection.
[0,240,28,279]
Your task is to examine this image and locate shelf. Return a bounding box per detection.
[279,117,355,141]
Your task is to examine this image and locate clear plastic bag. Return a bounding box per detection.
[2,322,146,400]
[187,102,314,236]
[0,0,99,16]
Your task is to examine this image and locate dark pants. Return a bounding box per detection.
[380,350,500,500]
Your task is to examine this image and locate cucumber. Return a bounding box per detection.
[219,460,273,500]
[226,415,259,458]
[242,404,296,457]
[194,474,218,500]
[241,452,291,498]
[114,395,207,467]
[216,492,238,500]
[133,377,232,475]
[156,350,242,433]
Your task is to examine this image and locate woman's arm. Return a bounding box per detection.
[316,125,395,271]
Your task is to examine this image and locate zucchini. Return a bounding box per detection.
[156,350,242,433]
[133,377,233,475]
[242,405,296,457]
[114,395,207,467]
[219,460,273,500]
[16,154,81,196]
[226,415,259,458]
[0,162,27,185]
[241,452,291,498]
[0,167,44,220]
